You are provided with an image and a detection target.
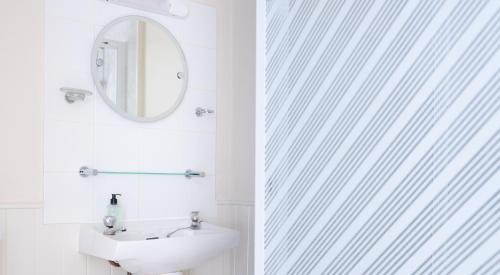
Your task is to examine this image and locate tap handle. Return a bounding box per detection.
[191,211,200,221]
[103,215,116,229]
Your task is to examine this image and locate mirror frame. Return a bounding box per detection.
[91,15,188,122]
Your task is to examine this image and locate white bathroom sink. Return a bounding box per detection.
[79,219,239,274]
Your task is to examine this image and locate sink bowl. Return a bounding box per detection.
[79,219,239,274]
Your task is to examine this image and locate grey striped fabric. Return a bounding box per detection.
[264,0,500,274]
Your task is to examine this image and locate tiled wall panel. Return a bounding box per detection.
[43,0,217,223]
[265,0,500,274]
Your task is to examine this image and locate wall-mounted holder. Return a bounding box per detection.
[79,166,205,179]
[195,107,214,117]
[60,87,93,103]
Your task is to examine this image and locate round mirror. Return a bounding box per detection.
[91,16,187,122]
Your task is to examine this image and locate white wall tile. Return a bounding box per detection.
[138,176,188,219]
[138,129,186,172]
[45,0,93,23]
[183,132,216,175]
[44,173,93,223]
[186,176,217,219]
[44,120,94,173]
[94,125,141,171]
[139,129,215,175]
[185,45,216,91]
[45,17,94,75]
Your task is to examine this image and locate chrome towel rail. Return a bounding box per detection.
[79,166,205,179]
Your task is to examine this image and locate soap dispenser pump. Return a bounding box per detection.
[107,194,123,229]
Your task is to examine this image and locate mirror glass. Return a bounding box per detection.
[91,16,187,122]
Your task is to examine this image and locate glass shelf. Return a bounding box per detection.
[79,166,205,179]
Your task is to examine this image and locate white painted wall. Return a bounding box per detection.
[0,0,44,205]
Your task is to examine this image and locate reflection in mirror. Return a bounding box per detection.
[92,16,187,122]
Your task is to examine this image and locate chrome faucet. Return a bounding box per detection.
[102,215,126,235]
[165,211,203,238]
[190,211,202,230]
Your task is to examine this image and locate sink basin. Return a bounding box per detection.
[79,219,239,274]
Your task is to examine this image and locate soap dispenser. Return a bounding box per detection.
[107,194,123,229]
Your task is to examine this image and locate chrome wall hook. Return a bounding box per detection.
[60,87,93,103]
[195,107,214,117]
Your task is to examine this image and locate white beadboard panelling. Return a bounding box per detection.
[192,204,254,275]
[5,209,37,275]
[60,224,87,275]
[36,212,62,275]
[44,173,93,223]
[218,204,236,275]
[44,120,93,172]
[92,174,139,222]
[234,206,250,275]
[248,207,255,275]
[0,209,5,275]
[0,208,132,275]
[87,256,111,275]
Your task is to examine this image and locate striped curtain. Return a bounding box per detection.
[264,0,500,274]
